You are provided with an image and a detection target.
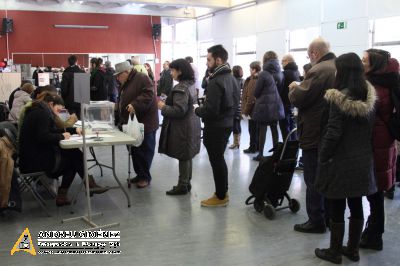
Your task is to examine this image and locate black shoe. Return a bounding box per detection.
[166,185,188,195]
[360,231,383,251]
[187,183,192,192]
[315,248,342,264]
[243,147,256,154]
[253,155,263,161]
[384,191,394,200]
[127,176,139,184]
[294,220,326,234]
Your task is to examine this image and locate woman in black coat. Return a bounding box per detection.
[19,93,107,206]
[158,59,201,195]
[228,65,244,149]
[252,51,285,160]
[314,53,377,264]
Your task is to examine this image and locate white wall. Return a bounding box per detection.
[197,0,400,62]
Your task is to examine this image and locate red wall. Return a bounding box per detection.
[0,10,161,76]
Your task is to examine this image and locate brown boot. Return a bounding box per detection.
[87,175,109,196]
[229,134,240,149]
[56,187,71,207]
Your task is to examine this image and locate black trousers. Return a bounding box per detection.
[232,118,241,134]
[328,197,364,223]
[366,191,385,233]
[258,122,278,156]
[248,119,259,149]
[279,107,297,141]
[52,149,84,189]
[203,125,232,199]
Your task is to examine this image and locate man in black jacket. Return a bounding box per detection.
[280,54,301,141]
[195,44,240,207]
[157,61,173,96]
[60,55,84,118]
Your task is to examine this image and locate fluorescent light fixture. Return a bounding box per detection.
[230,1,256,11]
[54,25,109,29]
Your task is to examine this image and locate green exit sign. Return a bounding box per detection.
[337,21,347,29]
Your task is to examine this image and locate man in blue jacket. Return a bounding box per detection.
[195,45,240,207]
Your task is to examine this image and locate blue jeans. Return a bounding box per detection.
[303,149,326,225]
[279,107,297,142]
[130,130,156,182]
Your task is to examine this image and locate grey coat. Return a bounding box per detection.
[158,80,201,160]
[252,60,285,123]
[315,84,377,199]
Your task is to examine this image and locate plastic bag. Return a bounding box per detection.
[125,114,144,147]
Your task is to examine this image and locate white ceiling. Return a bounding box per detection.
[4,0,254,18]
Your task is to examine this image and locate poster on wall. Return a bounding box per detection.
[38,73,50,86]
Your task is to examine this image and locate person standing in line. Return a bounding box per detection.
[60,55,85,118]
[158,59,201,195]
[194,45,240,207]
[359,49,399,251]
[289,37,336,233]
[131,56,148,76]
[158,61,173,97]
[242,61,261,154]
[90,58,107,101]
[252,51,285,161]
[185,56,201,96]
[228,65,244,149]
[144,63,155,82]
[116,61,159,189]
[280,54,301,141]
[314,52,377,264]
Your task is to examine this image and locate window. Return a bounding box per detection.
[198,41,214,81]
[233,35,256,78]
[371,16,400,60]
[288,27,320,72]
[161,19,197,71]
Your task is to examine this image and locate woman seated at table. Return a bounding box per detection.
[19,92,108,206]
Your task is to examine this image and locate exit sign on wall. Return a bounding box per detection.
[337,21,347,29]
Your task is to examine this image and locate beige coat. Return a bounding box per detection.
[0,137,14,208]
[241,75,258,116]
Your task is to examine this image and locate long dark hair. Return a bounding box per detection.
[169,59,195,82]
[334,52,368,101]
[365,48,390,74]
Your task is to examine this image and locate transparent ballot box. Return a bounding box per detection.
[83,101,115,132]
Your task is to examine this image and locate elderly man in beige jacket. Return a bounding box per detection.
[289,38,336,234]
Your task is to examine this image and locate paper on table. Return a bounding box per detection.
[60,134,115,142]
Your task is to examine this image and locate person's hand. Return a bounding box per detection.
[75,127,82,136]
[289,81,299,90]
[63,132,71,139]
[126,104,135,113]
[69,113,78,122]
[158,100,165,110]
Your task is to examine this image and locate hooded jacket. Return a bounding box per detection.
[315,83,377,199]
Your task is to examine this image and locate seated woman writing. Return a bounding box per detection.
[18,92,107,206]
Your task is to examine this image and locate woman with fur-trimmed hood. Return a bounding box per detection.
[314,53,377,264]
